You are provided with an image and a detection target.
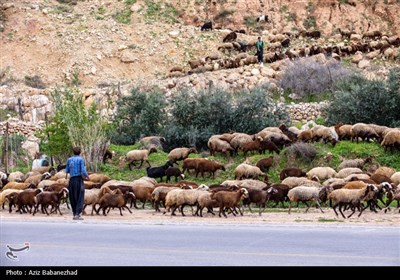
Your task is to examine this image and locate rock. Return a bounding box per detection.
[130,3,142,12]
[120,50,136,63]
[169,30,180,38]
[358,59,370,69]
[260,67,275,78]
[366,50,380,59]
[21,137,40,160]
[118,45,128,51]
[226,73,241,83]
[311,53,327,64]
[42,8,48,15]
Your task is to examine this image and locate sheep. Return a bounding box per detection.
[167,147,197,163]
[164,185,209,216]
[229,133,254,155]
[281,38,290,48]
[0,189,23,209]
[2,182,36,191]
[7,171,24,182]
[240,137,263,157]
[83,188,103,215]
[130,184,155,209]
[50,170,67,180]
[343,181,368,190]
[363,30,382,40]
[234,163,267,181]
[182,158,205,175]
[120,147,157,170]
[83,181,102,189]
[338,157,372,170]
[373,166,396,178]
[381,129,400,152]
[280,168,306,181]
[337,124,353,140]
[201,21,212,31]
[222,31,237,43]
[328,184,379,218]
[264,184,290,208]
[256,15,268,22]
[194,159,225,178]
[165,167,185,182]
[152,186,183,212]
[207,136,234,157]
[279,124,297,142]
[97,191,136,216]
[24,172,52,186]
[287,186,324,214]
[211,188,249,218]
[139,136,165,151]
[306,167,337,180]
[351,123,379,143]
[256,156,273,173]
[33,188,69,216]
[390,172,400,186]
[146,161,174,182]
[335,168,364,179]
[37,179,58,189]
[384,185,400,213]
[370,174,392,184]
[9,189,42,214]
[323,178,346,188]
[337,28,355,39]
[259,139,281,154]
[281,177,321,189]
[88,173,111,185]
[195,192,219,217]
[221,179,268,191]
[242,188,269,215]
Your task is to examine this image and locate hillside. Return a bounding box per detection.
[0,0,399,122]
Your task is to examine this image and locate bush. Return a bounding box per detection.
[279,58,352,101]
[110,87,167,145]
[24,75,46,89]
[163,87,290,150]
[324,68,400,127]
[284,142,317,162]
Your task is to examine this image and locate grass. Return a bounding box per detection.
[318,218,344,222]
[113,9,132,24]
[98,140,400,186]
[144,0,179,24]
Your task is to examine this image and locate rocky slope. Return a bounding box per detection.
[0,0,399,123]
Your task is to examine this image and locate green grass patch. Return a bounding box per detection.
[113,9,132,24]
[144,0,179,24]
[99,140,400,186]
[318,218,344,222]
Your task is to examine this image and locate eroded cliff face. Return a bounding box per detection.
[0,0,398,123]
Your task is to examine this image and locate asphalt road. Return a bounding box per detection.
[0,220,399,266]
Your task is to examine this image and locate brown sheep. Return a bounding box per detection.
[167,147,197,163]
[97,191,136,216]
[88,173,111,185]
[222,31,237,42]
[256,156,274,173]
[2,182,36,191]
[211,188,249,218]
[194,160,225,178]
[33,188,69,216]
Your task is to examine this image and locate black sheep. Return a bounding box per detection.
[146,161,174,182]
[201,21,212,31]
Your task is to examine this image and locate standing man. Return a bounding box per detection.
[256,36,264,64]
[65,146,89,220]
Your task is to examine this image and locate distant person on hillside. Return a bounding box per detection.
[32,153,42,170]
[256,36,264,64]
[65,146,89,221]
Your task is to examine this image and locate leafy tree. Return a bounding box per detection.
[325,68,400,126]
[110,87,167,145]
[38,87,110,171]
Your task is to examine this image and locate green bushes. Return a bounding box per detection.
[325,68,400,126]
[111,87,290,150]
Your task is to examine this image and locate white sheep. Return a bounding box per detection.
[307,167,337,180]
[164,184,209,216]
[287,186,324,214]
[328,184,379,218]
[207,136,234,157]
[8,171,24,182]
[343,173,371,182]
[390,172,400,186]
[281,177,321,189]
[221,179,267,190]
[234,163,267,181]
[335,168,364,179]
[119,147,157,170]
[167,147,197,163]
[338,157,372,170]
[83,188,103,215]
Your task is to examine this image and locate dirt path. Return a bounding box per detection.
[2,205,399,226]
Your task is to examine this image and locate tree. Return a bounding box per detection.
[110,87,167,145]
[38,87,110,171]
[325,68,400,126]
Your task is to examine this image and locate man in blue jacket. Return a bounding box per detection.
[65,147,89,220]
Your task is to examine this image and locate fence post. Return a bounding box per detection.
[4,121,9,173]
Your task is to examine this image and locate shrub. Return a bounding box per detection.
[279,58,352,101]
[324,68,400,127]
[110,87,167,145]
[284,142,317,162]
[24,75,46,89]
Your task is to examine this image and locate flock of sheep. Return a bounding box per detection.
[0,122,399,219]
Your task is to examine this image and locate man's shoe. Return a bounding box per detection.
[73,215,79,220]
[77,215,84,220]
